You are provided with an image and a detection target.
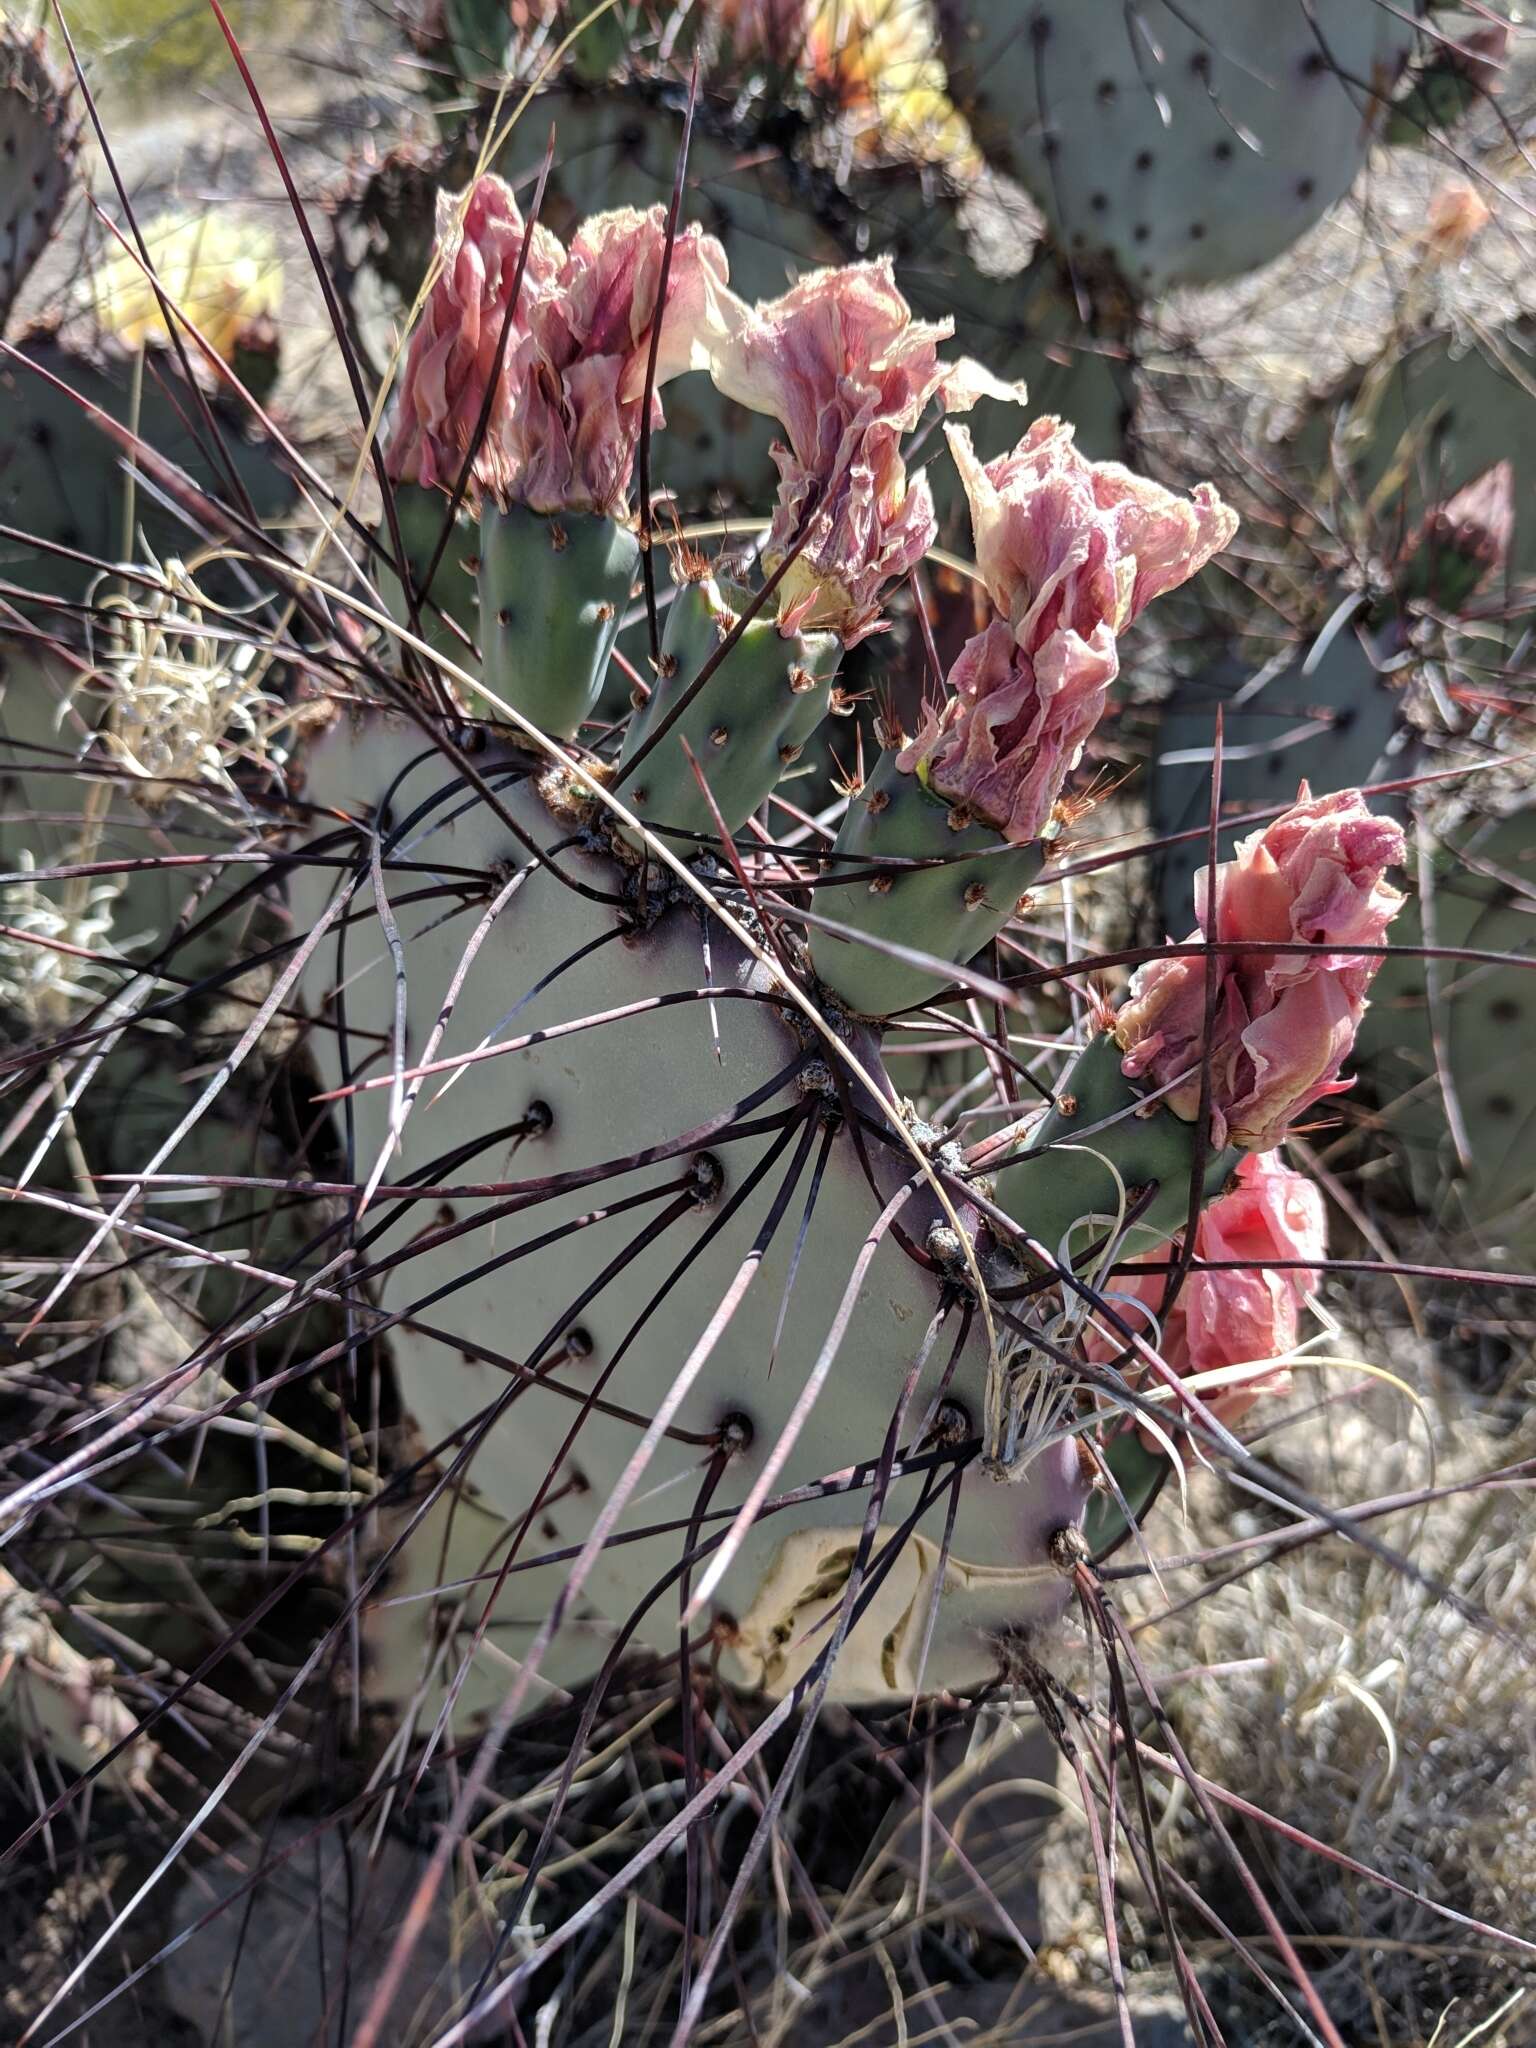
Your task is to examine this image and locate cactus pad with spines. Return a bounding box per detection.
[1150,623,1403,935]
[290,708,1092,1707]
[1353,799,1536,1264]
[617,572,841,852]
[808,749,1046,1021]
[0,24,78,333]
[478,502,641,738]
[0,337,296,611]
[940,0,1422,296]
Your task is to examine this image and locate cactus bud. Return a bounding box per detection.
[1400,460,1515,610]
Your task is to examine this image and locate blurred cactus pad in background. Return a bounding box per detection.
[1,4,1536,2046]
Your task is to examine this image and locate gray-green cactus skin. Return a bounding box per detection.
[992,1032,1241,1269]
[808,750,1045,1020]
[1353,799,1536,1263]
[0,337,296,610]
[290,709,1091,1707]
[0,24,78,334]
[616,574,840,852]
[1150,622,1403,934]
[939,1,1422,296]
[1296,321,1536,594]
[378,482,482,680]
[478,502,641,737]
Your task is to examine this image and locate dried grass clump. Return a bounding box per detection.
[1123,1373,1536,2045]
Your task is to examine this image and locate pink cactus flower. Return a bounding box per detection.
[704,259,1025,645]
[1088,1152,1327,1437]
[388,179,734,517]
[503,204,735,517]
[386,177,560,496]
[897,421,1237,841]
[1116,786,1407,1151]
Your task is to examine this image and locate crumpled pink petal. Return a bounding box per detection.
[386,177,562,495]
[1086,1152,1326,1438]
[388,179,736,517]
[897,420,1236,841]
[1115,785,1407,1151]
[947,419,1237,648]
[704,258,1026,644]
[896,617,1117,842]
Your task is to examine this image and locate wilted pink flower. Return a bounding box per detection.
[1087,1152,1327,1437]
[387,177,559,495]
[388,178,734,516]
[897,421,1237,841]
[502,204,734,516]
[705,259,1025,645]
[1116,786,1407,1151]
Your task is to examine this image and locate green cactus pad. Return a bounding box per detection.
[940,0,1421,295]
[808,749,1045,1021]
[1294,320,1536,594]
[0,336,296,612]
[992,1030,1241,1271]
[477,500,640,737]
[1353,798,1536,1263]
[616,574,840,854]
[289,709,1091,1710]
[0,24,78,333]
[376,481,481,681]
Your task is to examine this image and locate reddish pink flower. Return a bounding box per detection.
[897,421,1236,841]
[1116,786,1407,1151]
[388,179,734,516]
[705,259,1025,645]
[386,177,561,495]
[503,204,735,516]
[1087,1152,1327,1437]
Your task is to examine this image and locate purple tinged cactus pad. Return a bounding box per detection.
[940,0,1423,294]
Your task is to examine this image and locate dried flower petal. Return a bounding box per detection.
[898,421,1236,840]
[388,180,735,516]
[705,258,1025,644]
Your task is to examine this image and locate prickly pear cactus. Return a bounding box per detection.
[1296,318,1536,591]
[1353,797,1536,1263]
[0,22,78,333]
[0,336,296,608]
[939,0,1422,295]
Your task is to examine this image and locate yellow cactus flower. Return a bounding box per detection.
[91,210,282,366]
